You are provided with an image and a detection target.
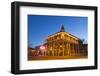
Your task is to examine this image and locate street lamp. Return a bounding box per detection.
[40,46,46,50]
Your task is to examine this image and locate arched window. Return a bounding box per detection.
[54,35,57,39]
[58,34,61,38]
[64,34,67,38]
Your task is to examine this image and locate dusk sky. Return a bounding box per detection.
[28,15,88,47]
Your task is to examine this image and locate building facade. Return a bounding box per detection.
[43,25,87,56]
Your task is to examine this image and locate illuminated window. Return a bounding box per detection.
[55,35,57,39]
[58,34,61,38]
[64,34,67,38]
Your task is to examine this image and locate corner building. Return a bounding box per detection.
[44,25,87,56]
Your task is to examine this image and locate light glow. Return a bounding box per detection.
[40,46,45,50]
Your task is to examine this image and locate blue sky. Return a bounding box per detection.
[28,15,88,47]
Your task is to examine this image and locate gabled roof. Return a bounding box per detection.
[47,24,80,40]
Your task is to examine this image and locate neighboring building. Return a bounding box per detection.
[43,24,87,56]
[28,47,36,60]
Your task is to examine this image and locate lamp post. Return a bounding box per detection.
[39,45,46,56]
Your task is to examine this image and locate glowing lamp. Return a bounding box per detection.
[40,46,45,50]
